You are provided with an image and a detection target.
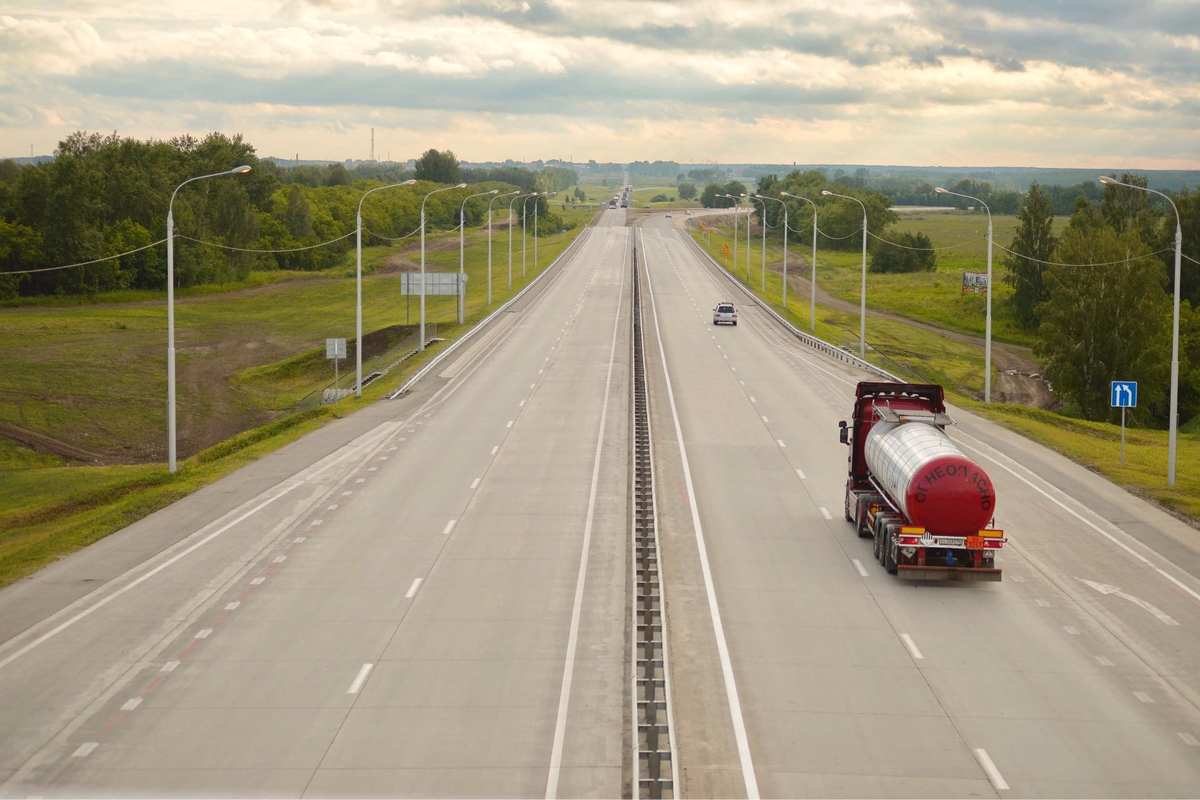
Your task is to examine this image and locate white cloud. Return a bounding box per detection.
[0,1,1197,167]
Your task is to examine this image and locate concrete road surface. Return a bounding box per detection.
[4,205,1200,799]
[636,216,1200,798]
[0,213,633,798]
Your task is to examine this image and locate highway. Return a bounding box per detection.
[636,216,1200,798]
[1,208,1199,798]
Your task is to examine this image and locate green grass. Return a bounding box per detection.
[0,217,589,587]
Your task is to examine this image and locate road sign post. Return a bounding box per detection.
[1111,381,1138,465]
[326,338,347,403]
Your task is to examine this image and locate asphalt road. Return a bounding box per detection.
[3,207,1200,798]
[637,216,1200,798]
[0,212,633,798]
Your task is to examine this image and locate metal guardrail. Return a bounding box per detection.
[296,324,439,410]
[388,226,595,399]
[676,228,903,383]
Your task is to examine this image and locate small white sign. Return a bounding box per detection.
[326,338,346,359]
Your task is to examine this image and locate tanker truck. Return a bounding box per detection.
[840,382,1006,581]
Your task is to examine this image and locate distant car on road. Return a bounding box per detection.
[665,213,672,218]
[713,302,737,326]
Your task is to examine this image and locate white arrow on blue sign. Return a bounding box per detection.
[1110,381,1137,408]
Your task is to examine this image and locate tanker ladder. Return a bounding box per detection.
[629,230,679,798]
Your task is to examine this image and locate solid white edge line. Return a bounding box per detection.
[0,482,302,672]
[899,633,924,660]
[973,748,1009,791]
[405,578,423,599]
[545,238,626,800]
[347,663,374,694]
[641,234,760,800]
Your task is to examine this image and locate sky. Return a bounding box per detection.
[2,0,1199,169]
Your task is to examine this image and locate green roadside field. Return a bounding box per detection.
[0,207,593,587]
[684,217,1199,523]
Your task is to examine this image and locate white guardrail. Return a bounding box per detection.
[675,227,903,383]
[389,226,596,398]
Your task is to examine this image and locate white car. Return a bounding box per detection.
[713,302,737,326]
[665,212,672,218]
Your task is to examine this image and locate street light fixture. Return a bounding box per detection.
[460,188,499,324]
[420,182,467,352]
[781,191,819,331]
[756,194,787,307]
[166,164,252,473]
[750,195,768,292]
[936,186,994,403]
[822,189,869,358]
[489,190,520,304]
[509,191,535,290]
[356,179,417,398]
[1098,175,1184,486]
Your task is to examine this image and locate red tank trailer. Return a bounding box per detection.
[840,382,1006,580]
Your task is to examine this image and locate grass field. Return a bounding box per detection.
[689,210,1060,348]
[0,212,590,587]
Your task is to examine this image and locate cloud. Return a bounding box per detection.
[0,0,1197,167]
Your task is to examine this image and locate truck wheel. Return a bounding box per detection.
[874,528,884,564]
[885,543,898,575]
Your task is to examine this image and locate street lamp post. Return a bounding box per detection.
[509,191,533,291]
[757,194,787,307]
[751,196,768,292]
[356,179,417,398]
[166,164,252,473]
[522,192,540,279]
[782,192,819,331]
[719,194,743,275]
[489,191,519,305]
[460,189,499,324]
[420,182,467,352]
[936,187,993,403]
[1099,175,1184,486]
[822,190,869,358]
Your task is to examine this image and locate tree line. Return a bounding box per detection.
[0,138,572,300]
[1006,177,1200,426]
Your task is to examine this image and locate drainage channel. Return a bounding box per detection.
[630,229,679,799]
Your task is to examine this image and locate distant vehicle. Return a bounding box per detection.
[713,302,737,326]
[685,210,691,216]
[665,212,672,218]
[608,203,616,209]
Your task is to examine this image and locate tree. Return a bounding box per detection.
[1003,183,1057,331]
[651,194,668,203]
[1035,222,1171,422]
[286,185,313,238]
[677,182,697,201]
[701,183,738,208]
[1102,173,1160,243]
[414,149,461,184]
[869,232,936,273]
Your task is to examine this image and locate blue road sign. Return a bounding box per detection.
[1111,381,1138,408]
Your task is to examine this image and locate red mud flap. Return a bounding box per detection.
[897,565,1002,582]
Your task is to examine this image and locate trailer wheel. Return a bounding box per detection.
[885,542,898,575]
[874,527,884,564]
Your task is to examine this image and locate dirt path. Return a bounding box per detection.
[0,421,107,464]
